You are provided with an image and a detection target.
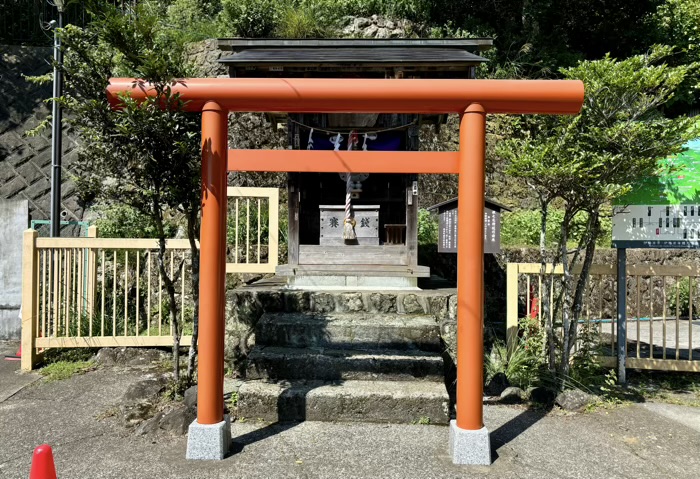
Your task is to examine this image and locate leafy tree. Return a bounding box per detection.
[650,0,700,112]
[92,203,179,239]
[425,0,661,73]
[29,3,204,383]
[501,47,698,380]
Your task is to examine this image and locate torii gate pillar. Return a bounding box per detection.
[186,101,230,460]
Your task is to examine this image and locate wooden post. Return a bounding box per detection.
[405,175,418,267]
[288,173,300,266]
[456,104,486,431]
[268,188,280,267]
[21,229,39,371]
[197,101,228,425]
[86,226,97,322]
[506,263,519,353]
[616,248,627,384]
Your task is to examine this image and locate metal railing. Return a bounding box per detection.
[507,263,700,373]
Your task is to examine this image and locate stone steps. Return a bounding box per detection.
[236,379,450,424]
[246,346,445,382]
[255,312,442,352]
[235,299,451,425]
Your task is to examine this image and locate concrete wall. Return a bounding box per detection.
[0,200,28,339]
[1,44,82,222]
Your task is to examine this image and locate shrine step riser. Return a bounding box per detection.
[255,313,442,352]
[246,346,445,382]
[236,380,450,425]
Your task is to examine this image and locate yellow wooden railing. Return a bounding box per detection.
[21,187,280,370]
[507,262,700,373]
[226,187,279,274]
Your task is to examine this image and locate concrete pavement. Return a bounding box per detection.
[1,341,699,479]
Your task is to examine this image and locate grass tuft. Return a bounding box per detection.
[40,360,96,382]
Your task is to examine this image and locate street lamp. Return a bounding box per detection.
[49,0,65,237]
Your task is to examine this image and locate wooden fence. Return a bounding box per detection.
[507,263,700,373]
[21,187,280,371]
[226,187,279,274]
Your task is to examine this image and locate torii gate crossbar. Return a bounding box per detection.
[107,77,584,464]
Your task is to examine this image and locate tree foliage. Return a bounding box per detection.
[46,2,203,383]
[501,47,698,380]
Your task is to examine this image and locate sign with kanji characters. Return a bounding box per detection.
[613,138,700,249]
[430,198,506,254]
[319,205,379,245]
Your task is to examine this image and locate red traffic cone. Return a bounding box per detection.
[29,444,57,479]
[4,345,21,361]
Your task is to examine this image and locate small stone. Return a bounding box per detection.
[354,17,371,29]
[485,372,509,396]
[385,20,396,29]
[284,291,310,312]
[369,293,396,313]
[555,389,598,412]
[241,273,263,284]
[376,17,386,28]
[94,348,117,365]
[376,28,390,39]
[184,385,198,409]
[311,292,336,313]
[499,386,526,404]
[428,295,448,319]
[448,295,458,320]
[337,293,364,312]
[121,402,154,423]
[159,407,196,435]
[402,294,424,314]
[527,386,556,404]
[362,25,379,38]
[123,374,168,403]
[95,348,167,367]
[134,412,164,435]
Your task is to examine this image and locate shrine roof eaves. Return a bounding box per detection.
[219,47,488,66]
[427,197,512,212]
[217,38,494,52]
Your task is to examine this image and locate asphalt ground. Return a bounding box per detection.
[1,340,700,479]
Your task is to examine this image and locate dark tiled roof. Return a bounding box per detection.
[219,48,488,65]
[218,38,493,50]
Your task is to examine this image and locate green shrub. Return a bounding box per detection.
[275,4,337,38]
[417,209,438,245]
[92,203,178,239]
[486,316,546,389]
[500,208,613,248]
[220,0,279,37]
[166,0,224,40]
[669,277,696,318]
[307,0,430,22]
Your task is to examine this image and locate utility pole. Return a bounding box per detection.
[49,0,65,237]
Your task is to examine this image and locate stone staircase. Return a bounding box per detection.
[236,308,451,424]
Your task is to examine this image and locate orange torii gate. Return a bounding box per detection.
[108,78,583,464]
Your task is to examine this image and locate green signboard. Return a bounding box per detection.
[613,138,700,249]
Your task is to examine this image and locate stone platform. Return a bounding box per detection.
[227,277,458,425]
